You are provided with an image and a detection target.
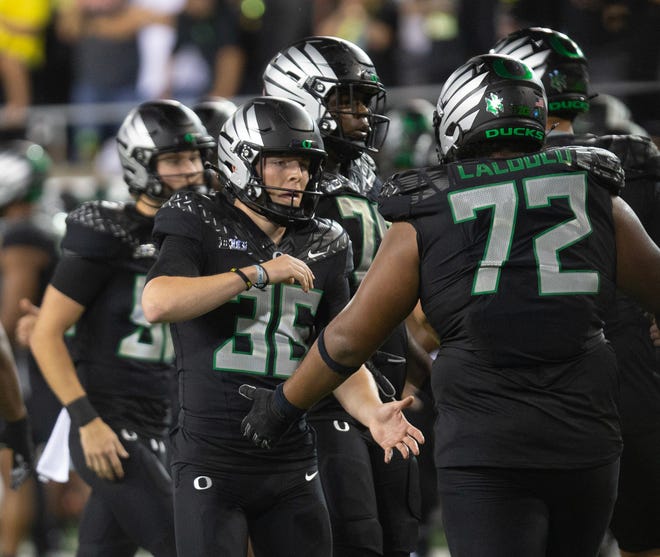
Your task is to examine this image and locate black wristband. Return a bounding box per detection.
[231,267,252,290]
[272,383,305,422]
[4,416,29,448]
[66,395,99,427]
[317,328,361,377]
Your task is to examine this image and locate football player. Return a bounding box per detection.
[492,27,660,557]
[29,99,215,556]
[241,54,660,557]
[0,140,61,556]
[141,95,422,557]
[263,35,427,557]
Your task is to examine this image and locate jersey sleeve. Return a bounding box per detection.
[61,201,132,260]
[49,254,113,306]
[151,190,206,249]
[146,234,204,282]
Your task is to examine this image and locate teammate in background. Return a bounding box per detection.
[192,96,237,192]
[376,98,438,182]
[0,320,34,490]
[0,140,61,557]
[263,36,426,557]
[492,27,660,557]
[141,96,422,557]
[29,99,215,556]
[241,53,660,557]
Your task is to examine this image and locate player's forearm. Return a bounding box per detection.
[30,330,85,406]
[0,360,26,421]
[142,272,250,323]
[0,323,26,421]
[333,365,384,426]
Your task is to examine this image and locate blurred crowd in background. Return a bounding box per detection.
[0,0,658,168]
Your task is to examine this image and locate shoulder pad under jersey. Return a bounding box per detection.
[566,146,625,195]
[321,154,379,198]
[586,134,660,180]
[378,165,449,221]
[292,218,350,264]
[153,189,230,246]
[62,200,143,258]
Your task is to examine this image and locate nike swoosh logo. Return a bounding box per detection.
[308,250,329,259]
[305,471,318,481]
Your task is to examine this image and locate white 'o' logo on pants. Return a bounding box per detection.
[193,476,213,490]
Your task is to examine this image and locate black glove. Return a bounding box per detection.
[239,383,305,449]
[3,416,35,489]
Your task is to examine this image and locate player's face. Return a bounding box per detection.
[259,155,311,207]
[328,88,371,141]
[155,150,204,191]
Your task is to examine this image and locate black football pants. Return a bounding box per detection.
[437,460,619,557]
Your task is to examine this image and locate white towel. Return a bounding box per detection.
[36,408,71,483]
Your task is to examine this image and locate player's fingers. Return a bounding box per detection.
[396,441,411,460]
[18,298,39,315]
[383,447,393,464]
[407,425,425,445]
[107,451,125,480]
[239,384,256,401]
[403,435,420,456]
[397,395,416,410]
[114,439,129,459]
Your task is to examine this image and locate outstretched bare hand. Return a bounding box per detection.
[366,396,425,463]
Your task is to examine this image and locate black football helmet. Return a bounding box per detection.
[217,96,326,226]
[263,36,389,161]
[192,96,237,140]
[434,54,547,161]
[116,99,216,202]
[0,140,51,211]
[491,27,590,119]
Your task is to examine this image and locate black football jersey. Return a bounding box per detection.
[380,146,623,468]
[147,190,353,468]
[547,132,660,434]
[51,201,174,435]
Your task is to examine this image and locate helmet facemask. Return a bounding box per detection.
[313,80,389,160]
[228,141,325,226]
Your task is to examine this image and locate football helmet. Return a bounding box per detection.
[491,27,590,118]
[116,99,216,201]
[0,140,51,210]
[217,96,326,225]
[263,36,389,161]
[193,96,238,140]
[434,53,547,161]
